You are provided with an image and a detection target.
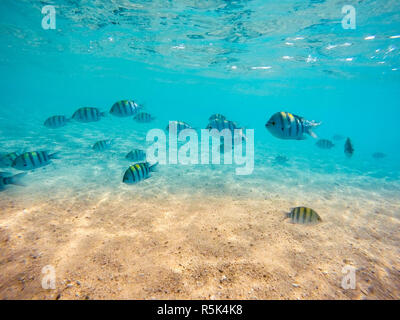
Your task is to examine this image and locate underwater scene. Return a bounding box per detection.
[0,0,399,300]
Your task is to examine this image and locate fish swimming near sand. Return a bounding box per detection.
[110,100,142,117]
[372,152,386,159]
[12,151,59,170]
[287,207,322,224]
[92,140,113,152]
[125,149,146,162]
[0,151,21,167]
[44,115,70,128]
[122,162,158,184]
[72,107,106,122]
[166,121,193,134]
[134,112,155,123]
[344,138,354,158]
[209,114,226,122]
[265,112,321,140]
[0,172,26,190]
[316,139,335,149]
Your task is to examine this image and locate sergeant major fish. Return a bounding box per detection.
[287,207,322,225]
[209,114,226,122]
[344,138,354,158]
[206,119,239,132]
[126,149,146,162]
[44,115,70,128]
[0,172,26,191]
[123,162,158,184]
[166,121,193,134]
[12,151,59,170]
[265,112,321,140]
[72,107,106,122]
[92,140,113,151]
[0,151,21,167]
[110,100,141,117]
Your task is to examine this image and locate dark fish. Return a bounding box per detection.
[134,112,155,123]
[209,114,226,122]
[44,115,70,128]
[372,152,386,159]
[344,138,354,158]
[12,151,59,170]
[287,207,322,224]
[316,139,335,149]
[166,121,193,134]
[0,172,26,190]
[110,100,141,117]
[125,149,146,162]
[92,140,113,151]
[273,155,289,165]
[265,112,320,140]
[122,162,158,184]
[72,107,106,122]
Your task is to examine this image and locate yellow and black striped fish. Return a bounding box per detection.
[72,107,106,122]
[123,162,158,184]
[266,111,320,140]
[11,151,59,170]
[287,207,322,224]
[206,119,238,132]
[134,112,155,123]
[44,115,70,128]
[125,149,146,162]
[110,100,141,117]
[166,121,192,134]
[92,140,113,151]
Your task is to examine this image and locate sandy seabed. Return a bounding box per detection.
[0,187,399,300]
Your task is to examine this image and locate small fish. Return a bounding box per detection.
[265,112,321,140]
[209,114,226,122]
[287,207,322,224]
[372,152,386,159]
[0,151,21,167]
[134,112,155,123]
[316,139,335,149]
[0,172,27,190]
[206,119,239,131]
[166,121,193,134]
[72,107,106,122]
[92,140,113,151]
[110,100,141,117]
[126,149,146,162]
[44,115,70,128]
[344,138,354,158]
[122,162,158,184]
[332,134,345,141]
[12,151,59,170]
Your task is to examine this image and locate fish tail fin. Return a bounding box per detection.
[48,152,60,159]
[306,120,321,138]
[8,172,27,186]
[149,162,158,172]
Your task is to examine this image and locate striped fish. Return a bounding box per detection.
[134,112,155,123]
[372,152,386,159]
[110,100,141,117]
[92,140,113,151]
[44,115,70,128]
[209,114,226,122]
[11,151,59,170]
[288,207,322,225]
[122,162,158,184]
[125,149,146,162]
[166,121,192,134]
[206,119,239,132]
[316,139,335,149]
[72,107,106,122]
[265,112,320,140]
[344,138,354,158]
[0,172,26,190]
[0,152,21,167]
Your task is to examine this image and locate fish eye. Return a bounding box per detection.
[271,121,276,125]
